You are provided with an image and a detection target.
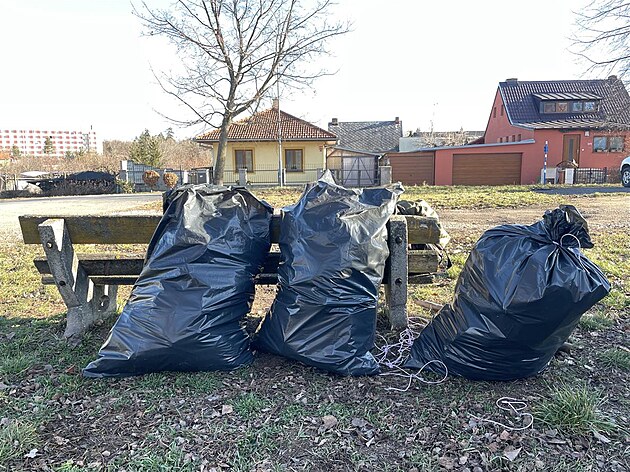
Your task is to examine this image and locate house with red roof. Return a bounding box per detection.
[194,100,337,185]
[387,76,630,185]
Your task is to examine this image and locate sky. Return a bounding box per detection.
[0,0,599,142]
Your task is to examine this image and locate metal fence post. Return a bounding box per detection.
[238,168,248,186]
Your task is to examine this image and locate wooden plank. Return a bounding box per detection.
[384,215,408,329]
[21,215,162,244]
[407,249,439,274]
[36,249,437,278]
[44,274,280,286]
[34,252,283,276]
[405,216,441,245]
[22,214,440,245]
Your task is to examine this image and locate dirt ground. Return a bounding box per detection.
[437,195,629,233]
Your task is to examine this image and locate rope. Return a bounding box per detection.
[470,397,534,431]
[374,317,448,391]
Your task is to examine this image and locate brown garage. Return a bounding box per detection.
[386,152,435,185]
[452,153,522,185]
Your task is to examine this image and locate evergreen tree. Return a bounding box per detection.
[129,129,162,167]
[43,136,55,155]
[11,145,21,157]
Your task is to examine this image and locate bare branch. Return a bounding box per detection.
[134,0,349,184]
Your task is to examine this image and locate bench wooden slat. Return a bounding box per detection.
[35,249,439,279]
[20,214,440,245]
[43,273,281,286]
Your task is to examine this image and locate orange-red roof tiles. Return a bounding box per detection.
[195,108,337,142]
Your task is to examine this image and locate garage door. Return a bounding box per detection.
[388,152,435,185]
[452,153,522,185]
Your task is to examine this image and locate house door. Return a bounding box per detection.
[563,134,581,165]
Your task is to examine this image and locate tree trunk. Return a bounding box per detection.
[213,114,233,185]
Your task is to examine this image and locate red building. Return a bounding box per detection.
[388,76,630,185]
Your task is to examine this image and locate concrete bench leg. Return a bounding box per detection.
[385,215,408,330]
[38,218,118,345]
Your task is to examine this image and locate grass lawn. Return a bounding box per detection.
[0,185,628,471]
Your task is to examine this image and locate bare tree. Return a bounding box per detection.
[134,0,349,184]
[572,1,630,82]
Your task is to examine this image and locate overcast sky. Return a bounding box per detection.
[0,0,597,141]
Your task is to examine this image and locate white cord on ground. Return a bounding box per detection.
[470,396,534,431]
[374,317,448,391]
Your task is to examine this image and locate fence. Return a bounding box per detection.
[0,174,18,192]
[573,167,608,184]
[217,165,387,187]
[220,165,323,187]
[119,160,188,192]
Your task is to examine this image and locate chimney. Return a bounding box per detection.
[272,98,279,110]
[330,117,338,126]
[394,116,400,124]
[505,78,518,85]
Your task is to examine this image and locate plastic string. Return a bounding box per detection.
[374,317,448,391]
[470,397,534,431]
[559,233,582,250]
[558,233,588,271]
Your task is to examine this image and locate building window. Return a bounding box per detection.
[499,137,503,143]
[584,101,596,112]
[593,136,625,152]
[571,102,583,112]
[493,107,496,118]
[556,102,569,113]
[284,149,304,172]
[234,149,254,171]
[542,102,556,113]
[517,134,521,141]
[500,105,504,116]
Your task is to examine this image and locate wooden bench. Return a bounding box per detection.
[19,213,442,344]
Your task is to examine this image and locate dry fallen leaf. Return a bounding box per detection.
[503,447,522,462]
[221,405,233,415]
[593,430,611,444]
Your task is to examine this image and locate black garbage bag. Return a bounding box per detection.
[83,184,272,378]
[405,205,610,381]
[254,171,403,376]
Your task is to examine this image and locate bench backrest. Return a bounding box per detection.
[19,214,441,246]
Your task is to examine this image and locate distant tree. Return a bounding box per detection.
[11,145,21,158]
[43,137,55,155]
[573,1,630,82]
[129,129,163,167]
[165,127,175,140]
[134,0,350,185]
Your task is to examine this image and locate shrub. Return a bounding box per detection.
[163,172,179,189]
[142,170,160,190]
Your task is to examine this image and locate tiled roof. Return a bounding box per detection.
[328,120,403,153]
[194,108,336,142]
[499,77,630,129]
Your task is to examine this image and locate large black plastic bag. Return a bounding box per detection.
[254,172,403,376]
[83,184,272,378]
[405,205,610,381]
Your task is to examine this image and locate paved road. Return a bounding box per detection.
[0,193,162,241]
[533,186,630,195]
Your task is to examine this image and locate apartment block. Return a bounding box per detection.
[0,128,100,157]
